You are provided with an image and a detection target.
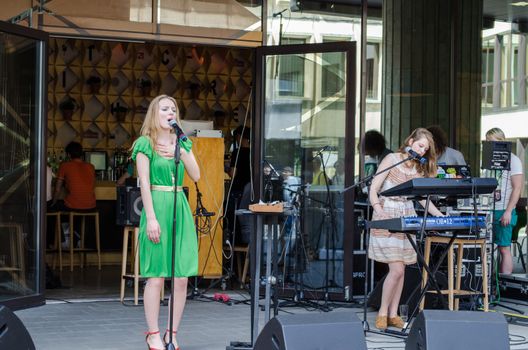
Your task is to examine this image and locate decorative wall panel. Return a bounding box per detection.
[47,38,253,161]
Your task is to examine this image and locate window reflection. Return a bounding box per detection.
[263,50,348,291]
[0,32,40,301]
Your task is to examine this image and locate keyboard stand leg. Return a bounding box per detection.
[405,232,453,325]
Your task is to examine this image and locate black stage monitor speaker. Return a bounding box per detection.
[116,186,143,226]
[0,305,36,350]
[405,310,509,350]
[254,312,367,350]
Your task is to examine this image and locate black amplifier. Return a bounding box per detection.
[116,186,190,226]
[116,186,143,226]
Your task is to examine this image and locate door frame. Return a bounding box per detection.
[0,20,48,310]
[253,41,359,300]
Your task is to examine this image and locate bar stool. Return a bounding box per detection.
[67,211,101,271]
[421,236,489,312]
[233,245,249,288]
[45,212,63,270]
[120,226,164,305]
[0,223,26,286]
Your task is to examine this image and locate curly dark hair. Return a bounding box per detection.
[363,130,387,157]
[426,125,447,155]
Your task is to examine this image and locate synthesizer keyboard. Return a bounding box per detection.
[367,215,486,232]
[380,178,497,197]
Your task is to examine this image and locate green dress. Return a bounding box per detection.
[131,136,198,277]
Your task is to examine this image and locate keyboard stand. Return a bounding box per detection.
[401,195,448,332]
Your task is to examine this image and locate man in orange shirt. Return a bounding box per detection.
[52,142,96,247]
[52,142,96,210]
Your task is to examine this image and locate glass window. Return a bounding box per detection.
[321,48,346,98]
[0,30,45,303]
[159,0,261,31]
[263,49,349,293]
[366,43,380,99]
[482,38,495,84]
[278,37,306,97]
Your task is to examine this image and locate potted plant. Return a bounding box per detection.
[86,76,102,94]
[59,97,77,121]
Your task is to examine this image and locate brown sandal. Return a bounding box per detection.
[375,315,387,330]
[388,316,405,329]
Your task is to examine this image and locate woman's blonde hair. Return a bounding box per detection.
[398,127,437,177]
[135,95,180,148]
[485,127,506,141]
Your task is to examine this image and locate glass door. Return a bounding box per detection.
[254,42,362,301]
[0,21,48,309]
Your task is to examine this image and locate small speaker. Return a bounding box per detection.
[0,305,36,350]
[116,186,143,226]
[406,310,509,350]
[254,312,367,350]
[116,186,190,226]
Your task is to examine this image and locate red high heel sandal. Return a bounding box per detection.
[164,329,180,350]
[145,330,163,350]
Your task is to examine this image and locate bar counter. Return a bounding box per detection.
[94,180,117,201]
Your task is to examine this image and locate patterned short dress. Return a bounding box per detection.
[368,153,423,265]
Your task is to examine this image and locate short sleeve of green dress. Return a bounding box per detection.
[131,136,198,277]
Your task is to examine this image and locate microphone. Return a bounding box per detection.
[404,146,427,165]
[309,145,336,161]
[273,8,288,17]
[168,119,188,142]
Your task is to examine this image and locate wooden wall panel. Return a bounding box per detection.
[183,137,225,278]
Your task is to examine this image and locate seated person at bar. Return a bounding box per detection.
[52,141,96,212]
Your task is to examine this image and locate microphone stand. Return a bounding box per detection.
[341,154,416,338]
[317,151,339,306]
[263,159,281,203]
[166,138,181,350]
